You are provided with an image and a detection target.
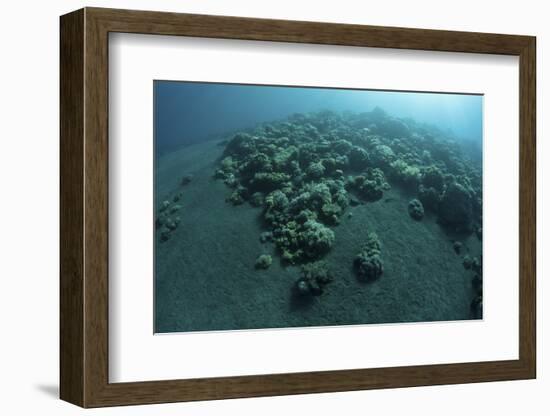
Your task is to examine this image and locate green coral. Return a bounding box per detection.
[255,254,272,269]
[421,165,445,192]
[389,159,421,190]
[156,198,181,243]
[306,160,326,178]
[249,192,265,207]
[348,168,390,202]
[295,261,333,296]
[438,182,473,232]
[169,204,182,214]
[370,144,395,168]
[418,185,441,213]
[348,146,370,170]
[212,109,482,295]
[321,203,343,225]
[354,232,383,282]
[300,220,335,259]
[223,132,257,157]
[250,172,290,192]
[408,198,424,221]
[270,219,335,264]
[226,186,248,205]
[160,200,171,212]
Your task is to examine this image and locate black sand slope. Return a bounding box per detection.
[154,138,481,333]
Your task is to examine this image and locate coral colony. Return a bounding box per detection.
[157,108,483,318]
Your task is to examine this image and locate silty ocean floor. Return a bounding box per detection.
[154,111,482,333]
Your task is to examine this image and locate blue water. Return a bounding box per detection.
[154,80,483,157]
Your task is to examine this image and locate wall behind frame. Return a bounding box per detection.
[0,0,545,415]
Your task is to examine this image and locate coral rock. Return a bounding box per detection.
[438,182,473,232]
[181,174,193,186]
[255,254,273,269]
[408,198,424,221]
[295,261,334,296]
[453,241,462,255]
[354,232,383,282]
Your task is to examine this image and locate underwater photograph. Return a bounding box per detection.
[154,81,483,334]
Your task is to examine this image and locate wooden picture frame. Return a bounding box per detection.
[60,7,536,408]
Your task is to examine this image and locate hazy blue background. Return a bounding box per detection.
[154,81,483,156]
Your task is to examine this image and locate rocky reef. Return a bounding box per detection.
[461,252,483,318]
[354,232,384,282]
[155,174,193,242]
[206,108,483,301]
[295,261,334,296]
[255,254,273,269]
[408,198,425,221]
[156,195,183,242]
[452,239,483,319]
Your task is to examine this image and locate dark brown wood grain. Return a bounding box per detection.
[518,38,537,375]
[59,8,85,406]
[60,7,537,408]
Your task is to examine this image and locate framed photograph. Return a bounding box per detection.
[60,7,536,407]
